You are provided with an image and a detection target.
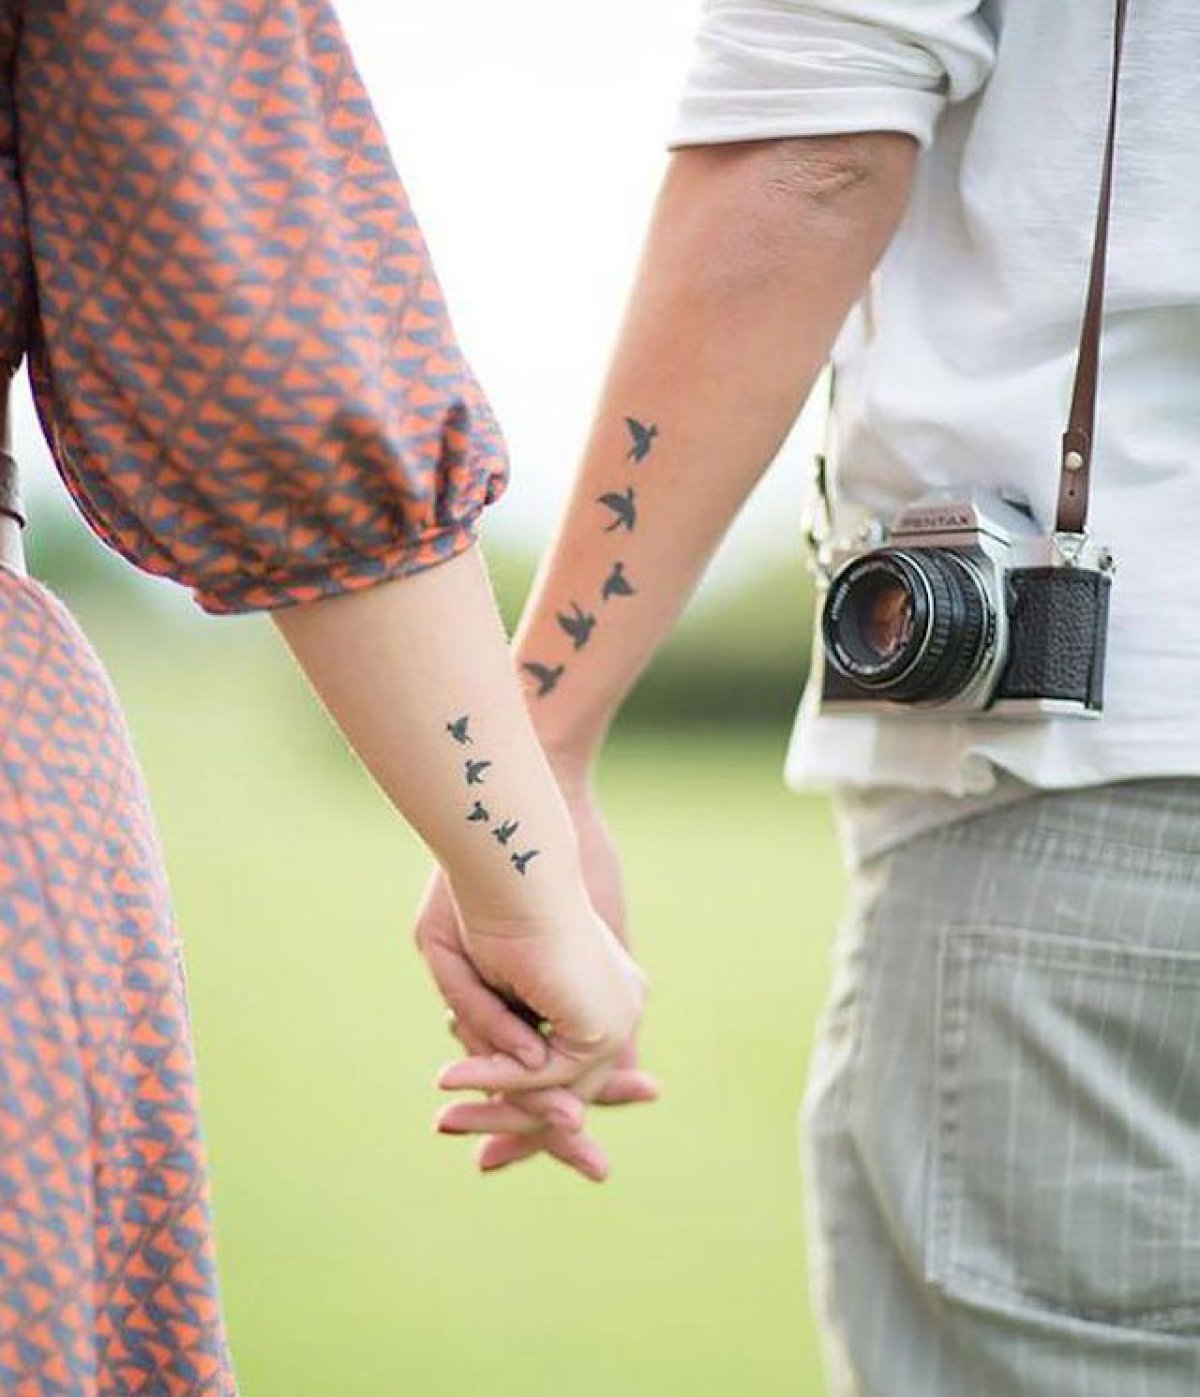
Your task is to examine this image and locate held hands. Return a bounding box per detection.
[415,774,658,1180]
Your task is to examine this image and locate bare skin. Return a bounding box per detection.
[428,132,918,1176]
[272,545,648,1144]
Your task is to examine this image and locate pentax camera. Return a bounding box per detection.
[813,0,1126,723]
[816,493,1115,719]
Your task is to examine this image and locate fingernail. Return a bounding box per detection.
[438,1061,479,1089]
[580,1146,608,1181]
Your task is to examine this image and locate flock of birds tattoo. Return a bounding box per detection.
[446,419,661,875]
[520,415,658,700]
[445,715,541,876]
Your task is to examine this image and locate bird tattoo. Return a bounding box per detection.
[522,661,565,697]
[446,715,472,746]
[598,487,637,533]
[467,801,490,823]
[493,819,520,846]
[625,417,659,464]
[464,758,493,786]
[557,601,597,651]
[601,561,636,602]
[511,849,541,876]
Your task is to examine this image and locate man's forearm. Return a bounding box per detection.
[514,134,916,769]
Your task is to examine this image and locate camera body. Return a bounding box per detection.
[816,493,1114,719]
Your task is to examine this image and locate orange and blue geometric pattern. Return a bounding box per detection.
[0,573,235,1394]
[0,1,512,1390]
[14,0,508,614]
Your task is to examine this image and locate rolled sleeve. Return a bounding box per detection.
[671,1,996,151]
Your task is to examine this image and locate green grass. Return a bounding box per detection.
[97,616,847,1397]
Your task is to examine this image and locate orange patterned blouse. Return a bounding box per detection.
[5,0,508,612]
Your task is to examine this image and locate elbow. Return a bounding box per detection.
[670,130,916,216]
[663,131,916,296]
[753,131,916,207]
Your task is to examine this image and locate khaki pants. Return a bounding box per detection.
[805,780,1200,1396]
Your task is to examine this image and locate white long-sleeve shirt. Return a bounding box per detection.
[673,1,1200,860]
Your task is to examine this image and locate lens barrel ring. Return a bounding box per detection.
[822,547,992,705]
[887,550,987,701]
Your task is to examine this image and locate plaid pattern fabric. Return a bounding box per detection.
[806,780,1200,1395]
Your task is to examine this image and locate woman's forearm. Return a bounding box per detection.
[272,546,586,925]
[513,134,916,769]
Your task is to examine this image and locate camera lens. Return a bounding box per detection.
[822,549,992,703]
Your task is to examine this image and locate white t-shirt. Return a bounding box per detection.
[673,0,1200,858]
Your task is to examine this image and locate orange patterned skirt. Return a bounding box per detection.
[0,570,236,1394]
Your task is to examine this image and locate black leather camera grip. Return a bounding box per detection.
[997,569,1111,711]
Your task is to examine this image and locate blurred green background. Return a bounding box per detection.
[29,512,847,1397]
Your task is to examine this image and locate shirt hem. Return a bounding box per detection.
[669,88,942,152]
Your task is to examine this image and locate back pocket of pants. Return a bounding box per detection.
[929,925,1200,1331]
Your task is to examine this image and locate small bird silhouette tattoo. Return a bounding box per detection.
[625,417,659,464]
[467,801,490,823]
[464,758,493,786]
[493,819,520,846]
[511,849,541,876]
[446,715,472,746]
[557,601,597,651]
[598,487,637,534]
[602,561,636,602]
[522,661,565,697]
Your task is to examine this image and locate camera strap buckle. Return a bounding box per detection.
[1052,531,1090,568]
[1051,531,1117,575]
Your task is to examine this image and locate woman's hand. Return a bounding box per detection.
[464,763,659,1175]
[416,842,657,1179]
[444,895,645,1097]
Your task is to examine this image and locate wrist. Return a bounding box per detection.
[445,822,592,931]
[450,870,595,940]
[541,740,599,799]
[520,695,607,792]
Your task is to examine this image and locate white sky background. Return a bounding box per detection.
[16,0,824,583]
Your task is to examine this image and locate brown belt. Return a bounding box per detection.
[0,376,26,578]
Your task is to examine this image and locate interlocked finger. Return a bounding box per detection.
[443,1019,587,1130]
[438,1096,583,1138]
[477,1127,610,1183]
[422,930,547,1071]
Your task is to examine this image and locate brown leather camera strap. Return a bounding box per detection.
[1056,0,1129,536]
[0,373,24,578]
[0,374,22,527]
